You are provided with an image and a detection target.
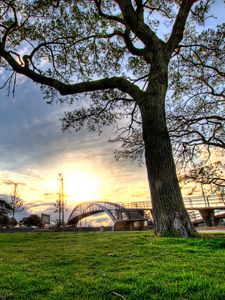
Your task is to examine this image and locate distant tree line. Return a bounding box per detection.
[0,199,44,228]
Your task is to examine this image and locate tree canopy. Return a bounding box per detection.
[0,1,223,158]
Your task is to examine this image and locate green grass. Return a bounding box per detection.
[0,231,225,300]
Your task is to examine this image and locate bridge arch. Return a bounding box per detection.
[67,201,127,226]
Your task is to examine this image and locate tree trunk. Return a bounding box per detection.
[139,66,197,237]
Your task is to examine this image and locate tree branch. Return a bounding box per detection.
[94,0,126,25]
[115,0,163,51]
[0,46,142,99]
[117,28,147,58]
[167,0,196,54]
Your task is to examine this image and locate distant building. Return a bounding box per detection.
[41,213,50,226]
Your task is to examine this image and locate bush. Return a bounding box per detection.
[22,214,43,227]
[0,214,10,227]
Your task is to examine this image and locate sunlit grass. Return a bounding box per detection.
[0,231,225,299]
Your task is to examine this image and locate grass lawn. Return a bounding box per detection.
[0,231,225,300]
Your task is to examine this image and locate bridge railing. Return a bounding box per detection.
[183,195,225,209]
[188,210,202,223]
[122,196,225,210]
[122,201,151,209]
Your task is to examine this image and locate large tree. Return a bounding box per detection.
[0,0,224,236]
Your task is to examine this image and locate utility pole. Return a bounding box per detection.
[58,173,65,228]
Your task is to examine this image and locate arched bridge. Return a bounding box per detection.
[67,201,147,230]
[67,196,225,230]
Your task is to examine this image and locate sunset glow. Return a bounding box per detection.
[64,171,101,202]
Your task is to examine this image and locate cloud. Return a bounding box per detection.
[0,73,151,220]
[0,78,118,171]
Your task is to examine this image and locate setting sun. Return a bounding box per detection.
[64,171,101,203]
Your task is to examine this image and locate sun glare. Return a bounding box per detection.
[64,171,101,203]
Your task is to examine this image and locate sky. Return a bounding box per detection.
[0,1,224,224]
[0,75,150,223]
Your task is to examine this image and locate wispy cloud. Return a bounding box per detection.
[0,72,150,222]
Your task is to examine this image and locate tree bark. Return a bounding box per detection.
[139,65,197,237]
